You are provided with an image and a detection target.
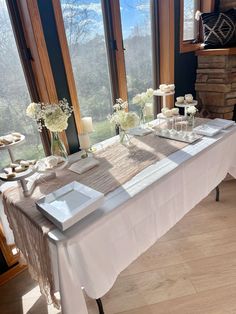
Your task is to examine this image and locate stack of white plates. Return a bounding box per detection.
[207,118,235,129]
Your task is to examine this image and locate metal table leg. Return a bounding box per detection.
[215,186,220,202]
[96,298,104,314]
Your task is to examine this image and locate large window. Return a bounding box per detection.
[120,0,153,114]
[60,0,154,144]
[183,0,200,41]
[61,0,115,144]
[0,0,44,168]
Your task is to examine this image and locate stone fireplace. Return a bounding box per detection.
[195,51,236,120]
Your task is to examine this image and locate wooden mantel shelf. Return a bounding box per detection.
[196,47,236,56]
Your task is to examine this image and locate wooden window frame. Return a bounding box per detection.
[158,0,175,108]
[180,0,215,53]
[9,0,69,152]
[7,0,52,155]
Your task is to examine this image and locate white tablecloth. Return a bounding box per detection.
[47,126,236,314]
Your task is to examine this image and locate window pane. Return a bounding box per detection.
[183,0,199,41]
[120,0,153,115]
[0,1,44,169]
[60,0,115,144]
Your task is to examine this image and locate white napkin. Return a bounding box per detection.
[69,157,99,175]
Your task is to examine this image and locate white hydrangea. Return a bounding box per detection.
[107,98,139,131]
[26,98,72,132]
[44,107,68,132]
[187,105,198,116]
[120,112,139,130]
[132,88,154,107]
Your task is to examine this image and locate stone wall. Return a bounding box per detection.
[195,55,236,119]
[220,0,236,10]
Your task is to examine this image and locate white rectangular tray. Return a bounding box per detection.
[155,131,202,143]
[36,181,104,231]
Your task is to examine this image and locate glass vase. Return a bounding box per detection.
[119,128,130,146]
[188,115,195,128]
[139,107,145,128]
[50,131,67,159]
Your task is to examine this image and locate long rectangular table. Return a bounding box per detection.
[2,123,236,314]
[46,124,236,314]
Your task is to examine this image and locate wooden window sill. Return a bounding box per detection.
[195,47,236,56]
[180,42,202,53]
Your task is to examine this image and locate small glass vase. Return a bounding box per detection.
[50,131,67,159]
[139,107,145,128]
[119,128,130,145]
[188,115,195,128]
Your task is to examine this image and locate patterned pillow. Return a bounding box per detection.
[201,9,236,48]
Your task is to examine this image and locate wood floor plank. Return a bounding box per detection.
[102,264,196,314]
[185,251,236,293]
[147,284,236,314]
[169,227,236,262]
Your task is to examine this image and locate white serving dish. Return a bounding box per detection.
[0,134,25,150]
[36,181,104,231]
[0,166,35,182]
[153,89,175,96]
[155,131,202,143]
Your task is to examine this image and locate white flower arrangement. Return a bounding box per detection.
[187,105,198,116]
[132,88,154,108]
[107,99,139,131]
[26,99,73,132]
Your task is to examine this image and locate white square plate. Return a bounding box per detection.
[36,181,104,231]
[193,124,221,137]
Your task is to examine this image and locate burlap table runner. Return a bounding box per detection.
[2,118,205,307]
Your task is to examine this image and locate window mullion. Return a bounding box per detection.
[108,0,128,104]
[101,0,119,104]
[151,0,161,115]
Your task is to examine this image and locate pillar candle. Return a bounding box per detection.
[144,103,153,116]
[79,133,90,150]
[82,117,93,133]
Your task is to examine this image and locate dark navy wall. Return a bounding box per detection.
[174,0,197,100]
[37,0,79,154]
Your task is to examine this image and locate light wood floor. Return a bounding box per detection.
[1,180,236,314]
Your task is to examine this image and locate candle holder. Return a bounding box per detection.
[70,132,99,175]
[78,133,91,157]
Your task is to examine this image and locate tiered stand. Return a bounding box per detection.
[175,100,198,116]
[153,89,175,109]
[0,135,37,196]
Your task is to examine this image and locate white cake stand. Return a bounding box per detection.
[0,134,38,196]
[175,100,198,116]
[153,89,175,109]
[0,134,25,162]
